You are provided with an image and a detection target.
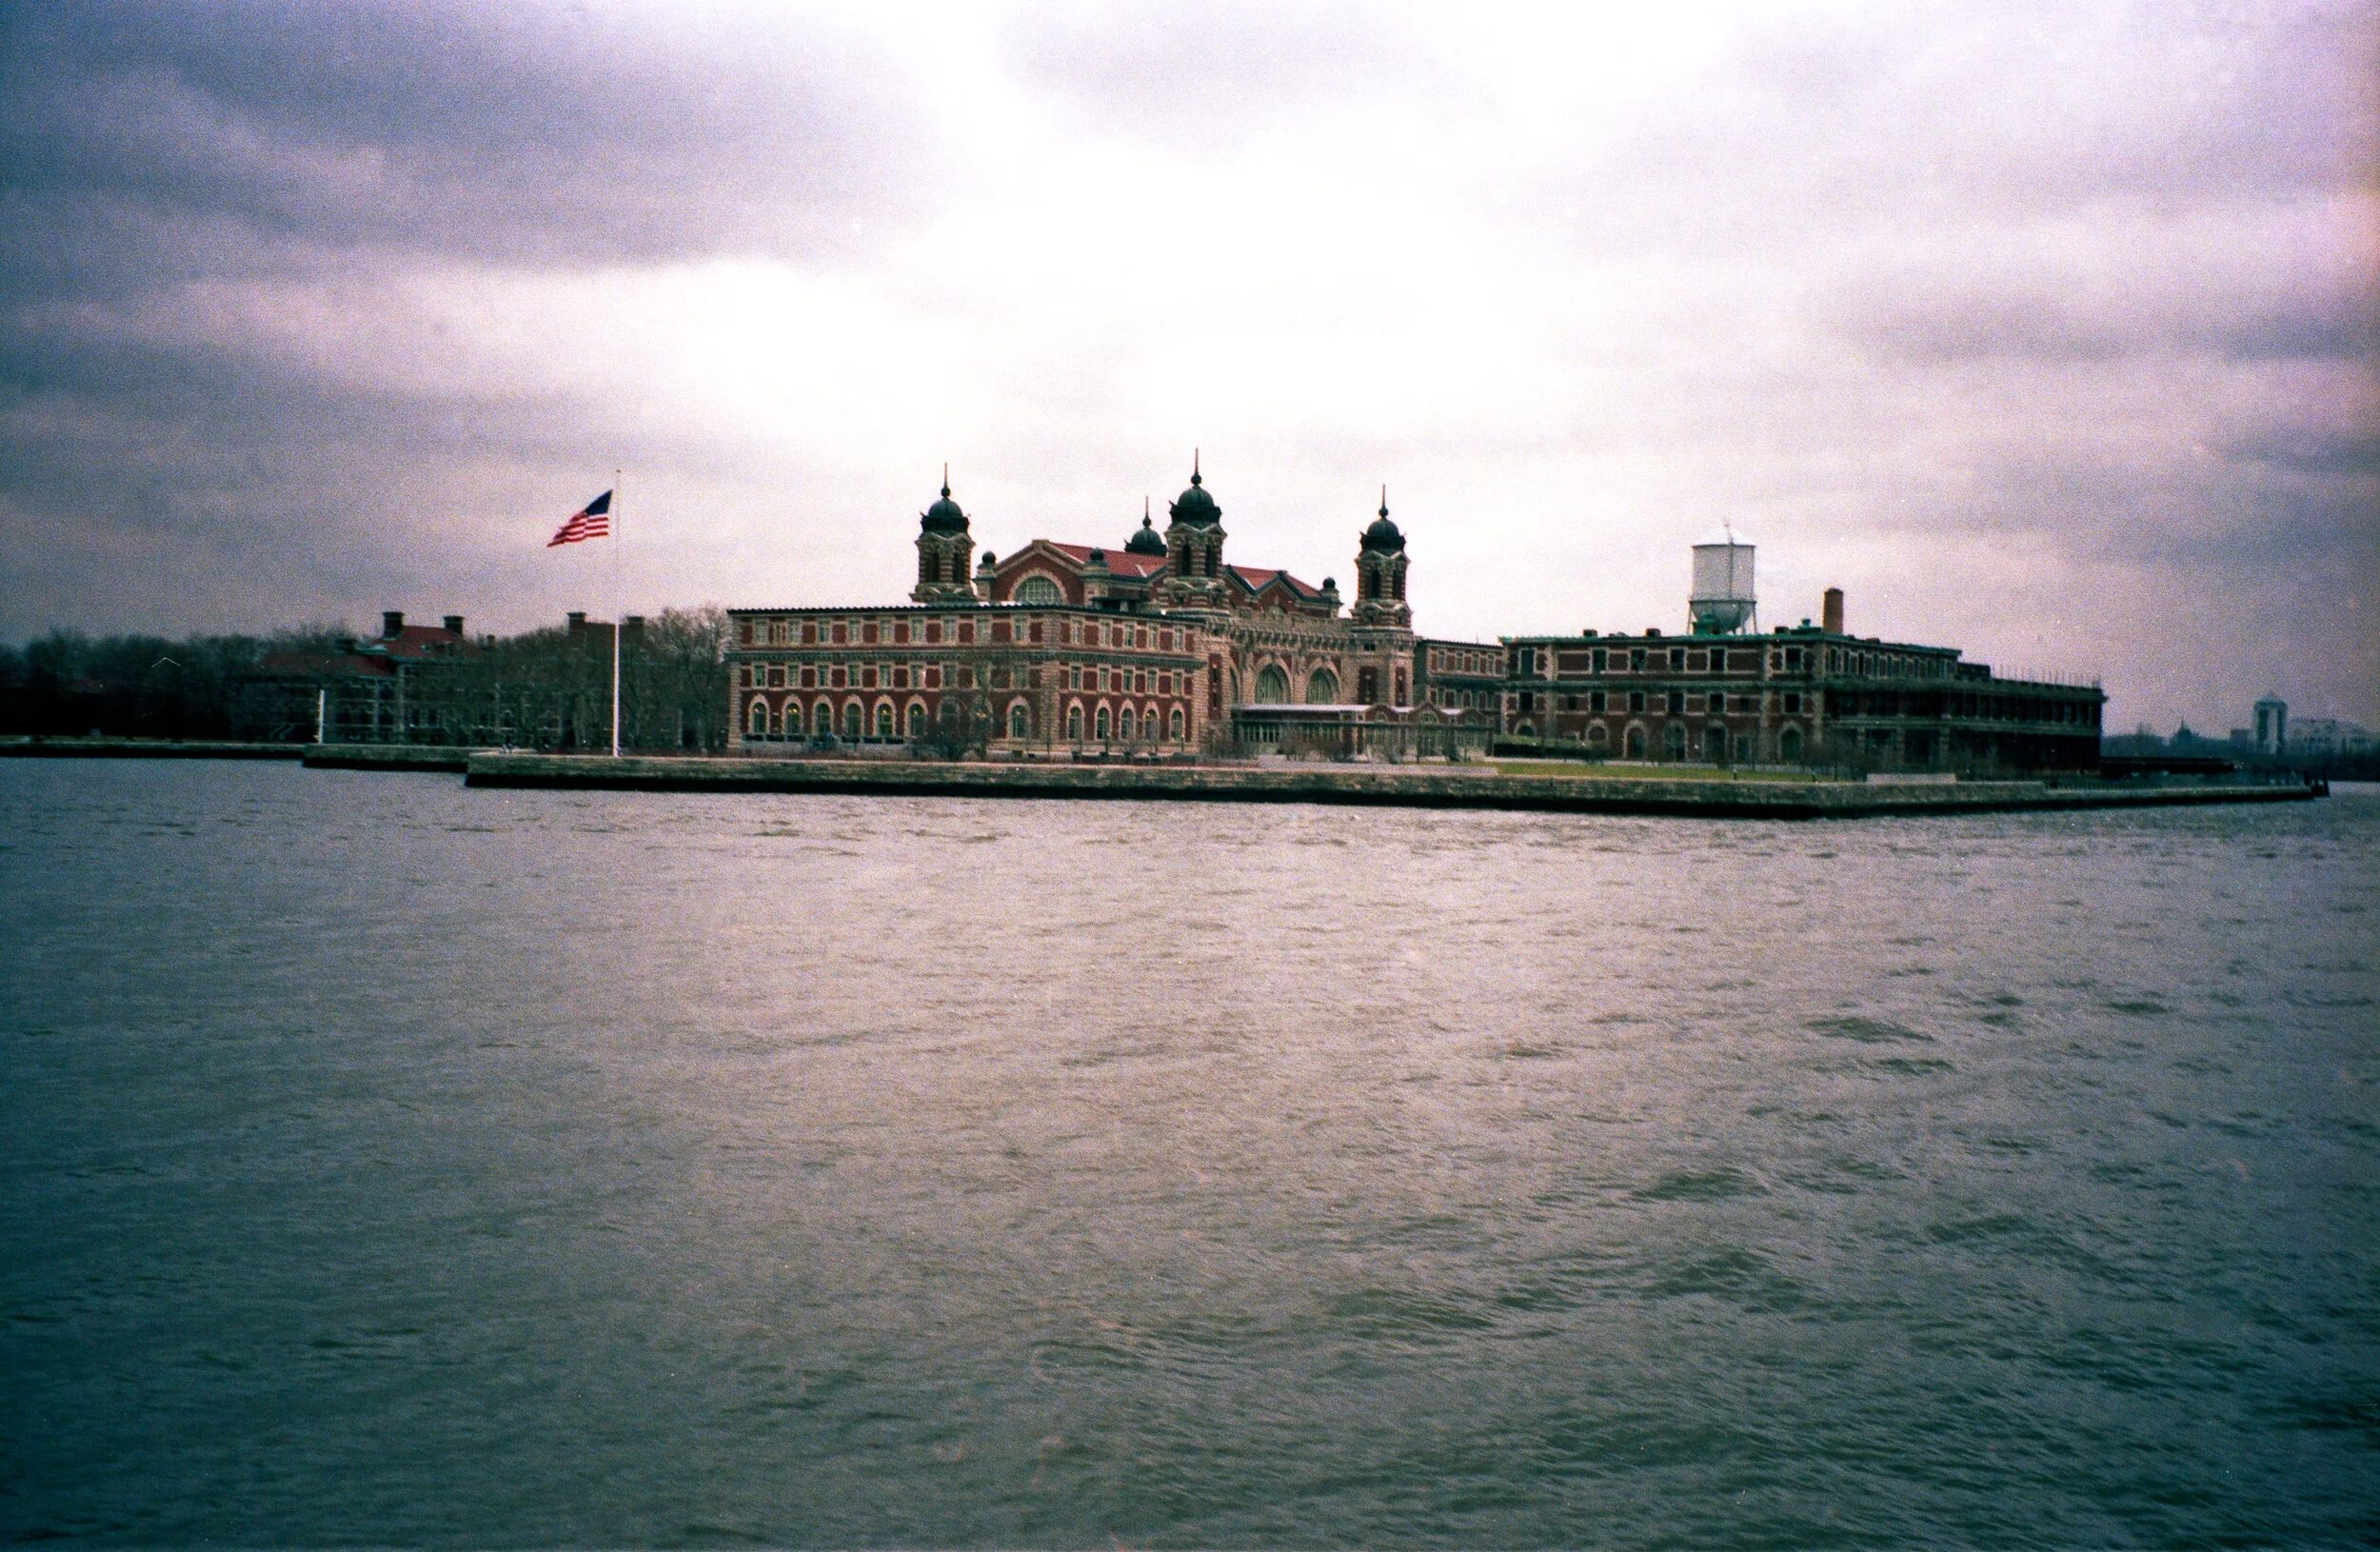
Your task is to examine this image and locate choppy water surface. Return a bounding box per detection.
[2,761,2374,1547]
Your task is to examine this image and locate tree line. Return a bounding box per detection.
[0,607,733,751]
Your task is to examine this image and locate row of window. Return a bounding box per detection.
[744,695,1189,745]
[1508,721,1810,763]
[1518,689,1805,716]
[738,612,1188,652]
[1516,643,1956,680]
[740,661,1190,695]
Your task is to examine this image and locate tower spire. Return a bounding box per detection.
[942,461,950,499]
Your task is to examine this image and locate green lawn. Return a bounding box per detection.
[1488,759,1826,784]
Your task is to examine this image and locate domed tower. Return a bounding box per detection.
[1124,497,1167,558]
[911,467,978,605]
[1353,487,1410,628]
[1160,451,1228,607]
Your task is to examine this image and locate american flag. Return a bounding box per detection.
[546,490,613,547]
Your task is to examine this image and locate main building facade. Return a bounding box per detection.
[725,464,1499,756]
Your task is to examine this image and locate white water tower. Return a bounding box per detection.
[1689,530,1757,635]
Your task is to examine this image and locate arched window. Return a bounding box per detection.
[1120,706,1136,741]
[1625,726,1647,758]
[747,699,768,737]
[907,704,926,739]
[1703,725,1726,761]
[1306,667,1339,704]
[1009,704,1030,740]
[1169,707,1185,741]
[1586,724,1609,748]
[1013,575,1062,606]
[1255,665,1290,703]
[1095,706,1111,741]
[1665,724,1687,759]
[1779,726,1804,763]
[843,703,863,741]
[1066,704,1083,741]
[814,702,833,738]
[876,705,894,739]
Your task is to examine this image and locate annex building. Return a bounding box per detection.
[1501,580,2107,774]
[725,462,1502,756]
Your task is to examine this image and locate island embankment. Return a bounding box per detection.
[0,736,303,761]
[300,743,472,772]
[463,751,2320,819]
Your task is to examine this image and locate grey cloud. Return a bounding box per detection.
[2217,428,2380,479]
[0,0,943,291]
[1002,1,1464,150]
[1831,274,2379,367]
[1530,1,2372,260]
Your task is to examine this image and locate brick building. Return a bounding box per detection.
[726,463,1497,755]
[1501,587,2105,774]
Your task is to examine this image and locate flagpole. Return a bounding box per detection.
[611,467,624,759]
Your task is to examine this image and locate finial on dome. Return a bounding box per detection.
[942,462,950,500]
[1192,448,1201,487]
[1379,484,1389,519]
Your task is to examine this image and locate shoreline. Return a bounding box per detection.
[0,738,2324,816]
[463,751,2319,819]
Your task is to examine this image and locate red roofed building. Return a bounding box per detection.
[726,461,1495,756]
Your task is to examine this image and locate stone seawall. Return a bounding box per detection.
[302,744,473,772]
[463,753,2319,819]
[0,737,303,761]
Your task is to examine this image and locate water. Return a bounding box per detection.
[2,760,2374,1547]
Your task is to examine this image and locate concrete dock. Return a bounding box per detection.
[461,751,2321,819]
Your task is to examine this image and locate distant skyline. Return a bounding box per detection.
[2,0,2372,732]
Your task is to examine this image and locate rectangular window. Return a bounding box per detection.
[862,622,877,645]
[1629,690,1646,712]
[992,619,1009,644]
[923,620,940,645]
[1786,647,1804,670]
[739,666,753,686]
[1029,622,1042,645]
[1785,692,1802,713]
[958,621,974,645]
[1593,648,1607,673]
[1631,649,1647,671]
[1591,689,1607,712]
[1671,647,1687,669]
[1667,690,1684,713]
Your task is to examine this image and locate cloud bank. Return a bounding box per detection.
[2,0,2372,732]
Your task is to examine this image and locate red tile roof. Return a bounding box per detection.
[1042,542,1168,578]
[373,625,469,662]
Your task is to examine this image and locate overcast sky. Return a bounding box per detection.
[2,0,2372,731]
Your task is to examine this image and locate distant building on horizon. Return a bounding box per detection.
[2254,694,2288,757]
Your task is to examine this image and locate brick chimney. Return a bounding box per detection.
[442,614,465,635]
[566,611,587,634]
[382,609,405,638]
[1821,587,1844,635]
